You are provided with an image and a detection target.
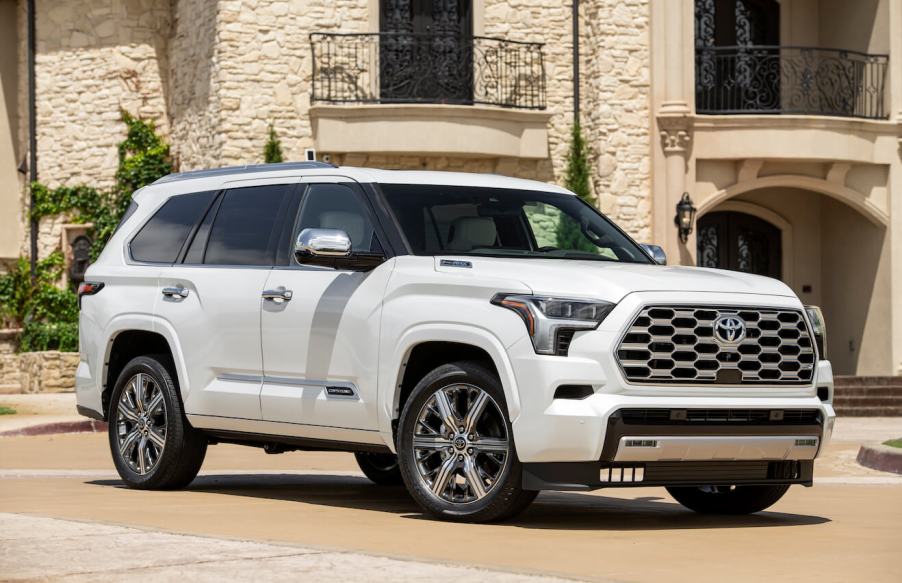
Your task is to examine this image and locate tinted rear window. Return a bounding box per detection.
[130,191,216,263]
[204,184,294,266]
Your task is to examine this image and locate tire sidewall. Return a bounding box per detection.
[108,355,186,488]
[397,362,523,520]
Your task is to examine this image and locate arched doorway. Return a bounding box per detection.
[696,211,781,279]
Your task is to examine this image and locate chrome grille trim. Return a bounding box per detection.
[616,305,816,385]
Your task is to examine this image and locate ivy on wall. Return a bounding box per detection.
[0,111,172,352]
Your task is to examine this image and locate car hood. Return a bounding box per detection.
[457,257,796,302]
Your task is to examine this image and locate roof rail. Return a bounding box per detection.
[152,161,336,184]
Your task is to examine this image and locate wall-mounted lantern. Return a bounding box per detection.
[674,192,696,244]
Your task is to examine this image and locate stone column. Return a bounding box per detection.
[651,0,694,263]
[889,0,902,374]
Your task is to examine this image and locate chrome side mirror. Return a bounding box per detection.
[295,228,352,259]
[641,244,667,265]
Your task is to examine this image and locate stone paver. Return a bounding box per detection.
[0,513,574,583]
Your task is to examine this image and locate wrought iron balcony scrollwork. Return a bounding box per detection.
[696,46,889,120]
[311,32,546,110]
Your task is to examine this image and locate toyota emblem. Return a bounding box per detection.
[714,315,746,344]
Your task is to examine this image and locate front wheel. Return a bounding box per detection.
[108,355,207,490]
[397,361,537,523]
[666,484,791,514]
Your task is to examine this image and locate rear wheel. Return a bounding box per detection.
[108,355,207,489]
[397,361,537,522]
[355,452,403,486]
[666,484,791,514]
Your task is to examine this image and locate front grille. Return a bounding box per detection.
[616,306,815,385]
[618,408,821,426]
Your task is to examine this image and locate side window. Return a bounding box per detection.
[130,191,215,263]
[204,184,294,266]
[295,184,380,255]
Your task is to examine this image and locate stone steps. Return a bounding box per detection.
[834,376,902,417]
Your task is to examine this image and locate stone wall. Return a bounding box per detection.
[20,0,654,255]
[27,0,172,257]
[583,0,652,241]
[0,350,78,394]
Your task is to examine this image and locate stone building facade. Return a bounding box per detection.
[0,0,900,376]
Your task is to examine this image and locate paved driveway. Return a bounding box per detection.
[1,418,900,582]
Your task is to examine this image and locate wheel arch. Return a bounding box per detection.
[381,324,522,446]
[101,316,188,419]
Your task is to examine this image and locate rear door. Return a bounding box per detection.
[259,178,393,432]
[154,180,300,420]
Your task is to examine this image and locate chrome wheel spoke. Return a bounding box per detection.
[147,427,166,449]
[430,456,456,496]
[463,457,486,499]
[133,373,145,413]
[475,437,509,454]
[433,389,460,432]
[119,430,140,458]
[137,436,148,474]
[413,435,452,450]
[463,391,489,435]
[117,401,139,422]
[146,391,164,416]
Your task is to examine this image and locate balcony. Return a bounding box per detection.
[309,32,551,160]
[311,32,546,110]
[695,46,889,120]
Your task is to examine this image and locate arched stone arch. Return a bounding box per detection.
[698,200,795,286]
[698,175,889,227]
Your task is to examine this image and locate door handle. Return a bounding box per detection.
[262,287,293,303]
[161,286,189,299]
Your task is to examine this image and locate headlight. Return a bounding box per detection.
[491,293,615,356]
[805,305,827,359]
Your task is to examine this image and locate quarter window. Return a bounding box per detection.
[130,191,216,263]
[204,184,294,266]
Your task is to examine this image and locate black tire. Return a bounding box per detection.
[108,355,207,490]
[355,452,404,486]
[666,484,791,514]
[397,360,537,523]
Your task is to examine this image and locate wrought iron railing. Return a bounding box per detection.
[311,32,546,110]
[696,46,889,119]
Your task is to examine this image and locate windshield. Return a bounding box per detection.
[380,184,652,263]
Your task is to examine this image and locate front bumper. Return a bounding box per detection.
[505,291,836,474]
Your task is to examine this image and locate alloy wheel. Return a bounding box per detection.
[411,383,509,504]
[115,372,167,475]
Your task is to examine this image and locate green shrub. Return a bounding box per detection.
[555,123,597,253]
[263,123,284,164]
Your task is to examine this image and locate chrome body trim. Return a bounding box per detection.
[612,434,820,462]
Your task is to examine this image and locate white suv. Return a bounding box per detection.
[76,162,835,522]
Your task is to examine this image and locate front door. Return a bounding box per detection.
[260,180,393,433]
[696,211,782,279]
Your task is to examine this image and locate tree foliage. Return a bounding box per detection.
[555,123,597,252]
[263,123,284,164]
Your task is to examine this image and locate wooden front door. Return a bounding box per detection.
[696,211,782,279]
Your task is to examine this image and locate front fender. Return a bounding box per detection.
[378,323,523,450]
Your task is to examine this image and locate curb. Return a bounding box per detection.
[857,443,902,475]
[0,419,107,438]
